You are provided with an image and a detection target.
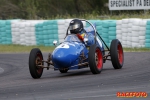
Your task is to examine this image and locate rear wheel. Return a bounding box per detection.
[29,48,43,79]
[88,44,103,74]
[110,39,124,69]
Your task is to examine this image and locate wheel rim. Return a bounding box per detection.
[95,48,103,70]
[35,53,43,74]
[118,43,123,65]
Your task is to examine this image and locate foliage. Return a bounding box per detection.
[0,0,149,20]
[0,0,108,19]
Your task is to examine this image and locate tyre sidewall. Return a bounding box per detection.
[29,48,43,78]
[110,39,124,69]
[88,44,103,74]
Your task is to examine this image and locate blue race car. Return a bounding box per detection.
[29,19,124,79]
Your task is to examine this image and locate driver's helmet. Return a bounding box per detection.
[69,19,83,34]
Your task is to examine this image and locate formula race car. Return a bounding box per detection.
[29,19,124,79]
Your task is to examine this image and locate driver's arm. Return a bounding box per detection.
[86,32,95,45]
[76,33,84,41]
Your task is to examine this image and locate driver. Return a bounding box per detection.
[69,19,95,45]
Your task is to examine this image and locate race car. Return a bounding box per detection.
[29,19,124,79]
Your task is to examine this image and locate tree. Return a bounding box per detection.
[0,0,108,19]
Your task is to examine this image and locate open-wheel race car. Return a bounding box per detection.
[29,19,124,79]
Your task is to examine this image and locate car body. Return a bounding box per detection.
[29,19,124,79]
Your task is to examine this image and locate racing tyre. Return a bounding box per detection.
[29,48,44,79]
[110,39,124,69]
[59,69,68,73]
[89,44,103,74]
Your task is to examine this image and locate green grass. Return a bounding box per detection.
[48,11,150,20]
[123,48,150,52]
[0,45,150,53]
[0,45,55,53]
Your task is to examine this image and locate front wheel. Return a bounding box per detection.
[29,48,44,79]
[110,39,124,69]
[88,44,103,74]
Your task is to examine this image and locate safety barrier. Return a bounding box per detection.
[11,20,44,46]
[116,18,147,48]
[0,19,150,48]
[0,20,12,44]
[35,20,58,46]
[146,20,150,48]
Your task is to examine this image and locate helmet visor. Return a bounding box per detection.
[69,24,80,30]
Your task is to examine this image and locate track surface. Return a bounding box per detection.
[0,52,150,100]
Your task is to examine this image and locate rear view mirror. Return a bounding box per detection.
[53,40,58,46]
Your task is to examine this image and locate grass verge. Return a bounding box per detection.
[0,45,150,53]
[0,45,55,53]
[123,48,150,52]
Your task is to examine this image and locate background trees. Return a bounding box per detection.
[0,0,108,19]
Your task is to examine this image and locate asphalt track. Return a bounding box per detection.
[0,52,150,100]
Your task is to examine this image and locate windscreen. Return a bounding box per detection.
[64,34,81,42]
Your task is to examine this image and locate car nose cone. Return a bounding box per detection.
[52,51,71,67]
[52,43,79,68]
